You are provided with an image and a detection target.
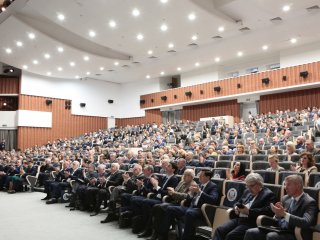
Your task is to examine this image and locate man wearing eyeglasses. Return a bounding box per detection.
[213,173,276,240]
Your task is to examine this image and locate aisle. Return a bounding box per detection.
[0,192,137,240]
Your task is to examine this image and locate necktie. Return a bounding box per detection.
[192,185,204,207]
[279,199,296,229]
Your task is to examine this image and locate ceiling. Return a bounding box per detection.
[0,0,320,83]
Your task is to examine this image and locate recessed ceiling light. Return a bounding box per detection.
[168,43,174,48]
[83,56,90,61]
[47,72,52,76]
[69,62,75,67]
[160,24,168,31]
[282,5,291,12]
[5,48,12,54]
[16,41,23,47]
[32,60,39,65]
[262,45,269,50]
[57,13,65,21]
[177,67,181,71]
[195,62,200,67]
[146,75,150,79]
[89,30,96,37]
[147,50,153,55]
[75,75,80,79]
[160,71,165,75]
[188,13,196,21]
[218,26,225,32]
[86,71,90,75]
[1,7,6,12]
[191,35,198,41]
[136,33,144,40]
[44,53,51,59]
[28,33,35,39]
[100,67,104,71]
[114,61,119,66]
[109,20,117,28]
[57,47,64,52]
[22,65,28,70]
[237,51,243,57]
[132,8,140,17]
[215,57,220,62]
[57,67,63,71]
[290,38,297,44]
[160,0,168,3]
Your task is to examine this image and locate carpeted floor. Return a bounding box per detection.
[0,191,138,240]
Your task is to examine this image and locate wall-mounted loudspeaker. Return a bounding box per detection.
[213,86,221,92]
[237,83,241,89]
[185,91,192,97]
[262,77,270,84]
[300,71,308,78]
[161,96,167,101]
[282,76,287,81]
[174,95,177,99]
[140,100,146,104]
[45,99,52,105]
[65,100,71,110]
[108,99,114,104]
[151,99,154,103]
[200,90,204,95]
[80,103,86,107]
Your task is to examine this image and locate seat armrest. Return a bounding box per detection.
[295,225,320,240]
[201,204,232,227]
[108,186,115,193]
[256,215,277,227]
[162,195,172,203]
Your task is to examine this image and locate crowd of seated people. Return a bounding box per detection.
[0,107,320,240]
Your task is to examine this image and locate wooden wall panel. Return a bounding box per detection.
[17,95,107,150]
[182,100,240,123]
[259,88,320,114]
[0,77,19,94]
[140,61,320,108]
[116,109,162,127]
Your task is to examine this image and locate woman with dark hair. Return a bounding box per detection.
[290,152,317,175]
[226,161,246,181]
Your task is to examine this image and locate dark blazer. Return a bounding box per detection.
[70,168,85,183]
[136,177,153,197]
[186,181,219,207]
[236,187,276,226]
[152,175,179,198]
[282,193,318,239]
[105,170,123,187]
[125,173,145,193]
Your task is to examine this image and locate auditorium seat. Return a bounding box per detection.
[215,160,232,169]
[253,170,277,184]
[221,180,246,208]
[234,155,251,161]
[308,172,320,188]
[289,155,300,163]
[251,155,268,162]
[218,155,234,161]
[212,168,227,179]
[252,161,270,171]
[278,171,306,186]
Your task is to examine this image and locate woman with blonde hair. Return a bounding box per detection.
[266,155,284,172]
[285,141,298,156]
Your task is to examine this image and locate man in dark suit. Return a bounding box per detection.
[136,161,179,238]
[100,163,144,223]
[90,162,123,216]
[212,173,276,240]
[159,169,219,240]
[244,175,318,240]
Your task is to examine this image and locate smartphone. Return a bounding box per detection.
[236,203,245,209]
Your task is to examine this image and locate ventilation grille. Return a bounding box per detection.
[212,35,223,39]
[239,27,250,32]
[270,17,283,23]
[306,5,320,12]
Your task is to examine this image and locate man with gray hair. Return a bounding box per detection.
[244,175,318,240]
[91,162,123,216]
[213,173,276,240]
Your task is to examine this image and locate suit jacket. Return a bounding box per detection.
[124,173,145,193]
[186,181,219,207]
[152,175,179,198]
[237,187,276,226]
[105,170,123,188]
[281,193,318,239]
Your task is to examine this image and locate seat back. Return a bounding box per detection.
[308,172,320,188]
[212,168,227,179]
[215,160,232,168]
[251,155,268,162]
[234,155,251,161]
[264,183,282,202]
[253,170,277,184]
[221,180,246,207]
[278,171,307,186]
[218,155,234,161]
[252,161,270,171]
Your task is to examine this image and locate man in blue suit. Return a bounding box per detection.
[244,174,318,240]
[159,170,219,240]
[213,173,276,240]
